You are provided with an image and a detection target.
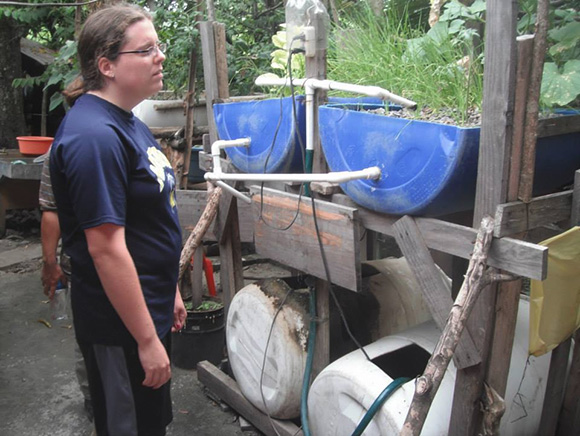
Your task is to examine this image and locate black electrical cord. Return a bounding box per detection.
[258,36,307,231]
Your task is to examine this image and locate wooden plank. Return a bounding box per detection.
[197,361,304,436]
[537,114,580,138]
[332,194,547,281]
[494,190,572,237]
[176,189,254,243]
[450,1,518,433]
[538,338,572,436]
[251,187,361,292]
[393,215,481,369]
[199,21,219,144]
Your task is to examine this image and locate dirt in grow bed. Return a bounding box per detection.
[368,105,570,128]
[368,105,482,127]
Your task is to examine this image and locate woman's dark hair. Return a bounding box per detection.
[63,4,152,105]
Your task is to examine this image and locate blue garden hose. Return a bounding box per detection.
[351,376,411,436]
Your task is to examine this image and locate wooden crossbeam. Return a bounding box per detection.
[332,194,547,281]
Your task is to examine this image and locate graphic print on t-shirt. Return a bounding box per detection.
[147,146,177,208]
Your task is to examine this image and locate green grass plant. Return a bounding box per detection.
[327,4,484,125]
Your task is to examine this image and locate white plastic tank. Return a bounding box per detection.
[363,257,434,340]
[226,279,309,419]
[307,298,551,435]
[133,98,208,128]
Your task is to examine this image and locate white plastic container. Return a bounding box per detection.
[226,279,309,419]
[133,99,208,128]
[307,298,551,435]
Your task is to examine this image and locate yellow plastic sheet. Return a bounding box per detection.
[529,226,580,357]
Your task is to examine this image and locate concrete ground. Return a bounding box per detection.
[0,231,251,436]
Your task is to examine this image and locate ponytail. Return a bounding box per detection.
[62,75,85,107]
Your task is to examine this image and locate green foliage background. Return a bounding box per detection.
[3,0,579,115]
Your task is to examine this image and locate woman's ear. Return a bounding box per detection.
[97,56,116,80]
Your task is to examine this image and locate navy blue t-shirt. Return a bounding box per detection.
[50,94,182,346]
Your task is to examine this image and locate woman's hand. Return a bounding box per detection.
[138,336,171,389]
[172,288,187,332]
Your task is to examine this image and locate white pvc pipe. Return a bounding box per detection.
[254,77,417,109]
[305,87,315,151]
[211,138,251,174]
[205,166,381,183]
[215,180,253,204]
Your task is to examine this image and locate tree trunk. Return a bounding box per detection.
[0,16,27,149]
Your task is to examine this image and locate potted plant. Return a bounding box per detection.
[172,297,225,369]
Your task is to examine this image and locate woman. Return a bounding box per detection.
[49,4,186,435]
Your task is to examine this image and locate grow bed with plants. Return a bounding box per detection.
[318,103,580,216]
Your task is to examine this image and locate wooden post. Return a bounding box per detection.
[538,338,573,436]
[200,21,220,144]
[181,45,199,189]
[306,5,328,175]
[213,22,229,100]
[507,35,534,201]
[449,1,518,434]
[178,187,222,280]
[400,216,500,436]
[305,6,331,376]
[571,170,580,227]
[556,329,580,436]
[518,0,550,203]
[214,189,244,315]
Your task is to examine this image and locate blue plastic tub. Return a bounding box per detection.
[319,104,580,216]
[213,96,383,174]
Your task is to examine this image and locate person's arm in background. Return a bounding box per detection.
[39,149,66,298]
[41,211,65,298]
[85,223,171,389]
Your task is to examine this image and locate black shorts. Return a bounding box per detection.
[78,334,173,436]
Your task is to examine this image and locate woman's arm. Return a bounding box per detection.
[85,223,171,389]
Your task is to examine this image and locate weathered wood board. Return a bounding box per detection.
[251,187,361,291]
[494,190,572,237]
[333,193,547,281]
[197,361,303,436]
[176,189,253,243]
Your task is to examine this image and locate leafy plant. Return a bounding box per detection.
[184,299,223,311]
[145,0,202,97]
[517,0,579,107]
[326,1,484,124]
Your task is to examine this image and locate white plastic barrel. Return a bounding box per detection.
[226,279,309,419]
[133,99,208,128]
[307,298,551,435]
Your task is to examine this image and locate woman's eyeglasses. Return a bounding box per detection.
[118,42,167,57]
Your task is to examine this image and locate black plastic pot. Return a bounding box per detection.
[172,306,225,370]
